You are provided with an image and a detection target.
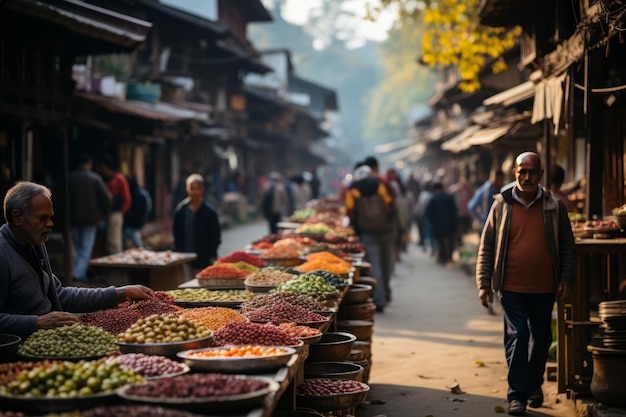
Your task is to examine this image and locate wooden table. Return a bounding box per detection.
[557,237,626,395]
[89,252,197,290]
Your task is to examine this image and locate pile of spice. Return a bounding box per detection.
[196,264,252,279]
[218,251,266,267]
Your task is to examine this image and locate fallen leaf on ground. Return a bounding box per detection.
[448,383,465,394]
[494,405,506,413]
[474,359,485,367]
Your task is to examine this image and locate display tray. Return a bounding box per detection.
[194,277,247,289]
[18,352,114,362]
[116,377,279,413]
[0,391,118,414]
[296,380,369,412]
[144,363,190,380]
[174,300,243,308]
[299,333,323,345]
[177,346,296,373]
[116,334,213,357]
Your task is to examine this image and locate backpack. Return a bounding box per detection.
[354,191,392,233]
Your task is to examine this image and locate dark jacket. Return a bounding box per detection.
[425,191,458,237]
[0,225,119,338]
[476,187,575,293]
[173,199,221,269]
[69,166,111,226]
[124,176,152,229]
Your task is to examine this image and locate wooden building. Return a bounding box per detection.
[0,0,151,280]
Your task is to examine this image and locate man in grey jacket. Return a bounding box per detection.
[476,152,575,416]
[69,153,111,281]
[0,181,153,339]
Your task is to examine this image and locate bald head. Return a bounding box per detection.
[515,152,541,169]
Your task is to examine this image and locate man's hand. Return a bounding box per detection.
[118,285,155,303]
[478,288,493,308]
[557,282,571,300]
[37,312,79,330]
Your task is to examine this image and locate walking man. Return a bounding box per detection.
[476,152,575,416]
[69,154,111,281]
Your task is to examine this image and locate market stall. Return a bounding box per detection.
[558,213,626,395]
[0,198,376,416]
[89,249,197,290]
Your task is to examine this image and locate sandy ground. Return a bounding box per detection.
[220,222,576,417]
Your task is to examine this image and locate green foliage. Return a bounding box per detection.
[374,0,520,92]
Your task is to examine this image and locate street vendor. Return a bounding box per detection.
[0,181,154,339]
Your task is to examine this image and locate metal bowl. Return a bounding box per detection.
[296,379,369,411]
[116,333,213,358]
[177,345,296,373]
[345,284,373,304]
[0,391,116,414]
[304,361,364,381]
[336,320,374,341]
[117,375,279,414]
[307,332,356,362]
[0,334,21,362]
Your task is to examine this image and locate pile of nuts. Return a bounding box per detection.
[116,314,212,344]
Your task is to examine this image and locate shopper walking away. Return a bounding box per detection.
[173,174,221,278]
[345,165,394,312]
[261,172,289,235]
[69,153,111,282]
[425,182,458,265]
[468,169,505,232]
[123,175,152,249]
[97,156,131,255]
[413,181,435,255]
[476,152,575,416]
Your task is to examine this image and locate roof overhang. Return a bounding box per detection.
[467,124,512,146]
[2,0,152,52]
[483,81,535,107]
[75,91,209,122]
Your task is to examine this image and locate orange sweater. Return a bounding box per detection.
[502,201,556,293]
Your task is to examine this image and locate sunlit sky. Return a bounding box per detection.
[276,0,398,48]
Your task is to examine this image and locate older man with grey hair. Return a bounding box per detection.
[0,181,154,339]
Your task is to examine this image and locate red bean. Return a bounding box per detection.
[297,379,366,395]
[123,374,269,398]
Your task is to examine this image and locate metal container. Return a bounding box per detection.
[307,332,356,362]
[116,333,213,358]
[345,284,373,304]
[304,361,364,382]
[336,320,374,341]
[178,346,296,373]
[0,334,21,363]
[346,302,376,321]
[296,379,369,411]
[588,344,626,406]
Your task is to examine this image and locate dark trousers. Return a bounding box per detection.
[266,213,280,234]
[500,291,555,403]
[433,233,454,264]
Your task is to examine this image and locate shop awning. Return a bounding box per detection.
[441,125,482,152]
[483,81,535,107]
[374,138,417,154]
[467,124,512,146]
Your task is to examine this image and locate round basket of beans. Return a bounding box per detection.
[116,373,279,413]
[18,323,119,360]
[104,353,190,379]
[242,301,329,328]
[0,360,144,414]
[296,378,370,412]
[212,321,302,349]
[115,314,213,357]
